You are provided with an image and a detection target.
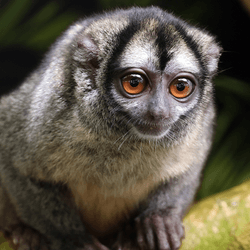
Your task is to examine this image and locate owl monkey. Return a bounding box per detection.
[0,6,221,250]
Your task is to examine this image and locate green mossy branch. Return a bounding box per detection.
[181,180,250,250]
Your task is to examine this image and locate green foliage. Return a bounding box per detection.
[0,0,78,50]
[198,76,250,199]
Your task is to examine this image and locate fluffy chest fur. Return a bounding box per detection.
[45,129,199,191]
[43,116,210,237]
[68,176,158,237]
[20,107,213,237]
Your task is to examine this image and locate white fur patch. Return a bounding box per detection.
[166,41,200,74]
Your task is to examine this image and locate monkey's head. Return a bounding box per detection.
[71,7,221,143]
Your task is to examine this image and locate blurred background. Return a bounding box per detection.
[0,0,249,200]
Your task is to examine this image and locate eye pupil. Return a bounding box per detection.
[176,82,185,92]
[130,78,140,87]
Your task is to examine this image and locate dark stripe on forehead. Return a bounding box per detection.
[155,26,172,71]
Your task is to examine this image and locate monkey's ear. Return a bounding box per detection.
[187,27,222,74]
[202,41,222,74]
[75,35,100,68]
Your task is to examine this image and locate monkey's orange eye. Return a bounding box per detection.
[121,74,146,95]
[169,78,194,98]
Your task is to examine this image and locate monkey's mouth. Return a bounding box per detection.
[133,122,169,138]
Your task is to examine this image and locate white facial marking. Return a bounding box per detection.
[119,42,158,69]
[166,41,200,74]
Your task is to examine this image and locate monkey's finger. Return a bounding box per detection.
[142,217,155,250]
[12,226,24,245]
[163,217,182,250]
[111,243,122,250]
[91,236,110,250]
[94,241,110,250]
[152,215,171,250]
[111,231,123,250]
[20,227,36,250]
[136,217,146,250]
[175,222,185,240]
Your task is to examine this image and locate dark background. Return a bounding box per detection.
[0,0,250,199]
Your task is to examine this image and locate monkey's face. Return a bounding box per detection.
[109,40,201,140]
[113,71,198,139]
[73,9,220,142]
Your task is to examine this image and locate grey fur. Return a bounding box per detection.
[0,6,221,250]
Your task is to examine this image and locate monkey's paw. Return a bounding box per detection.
[8,226,109,250]
[8,225,49,250]
[80,236,110,250]
[112,214,184,250]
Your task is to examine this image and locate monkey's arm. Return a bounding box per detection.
[0,163,108,250]
[113,167,201,250]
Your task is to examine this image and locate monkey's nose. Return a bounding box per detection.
[146,105,170,123]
